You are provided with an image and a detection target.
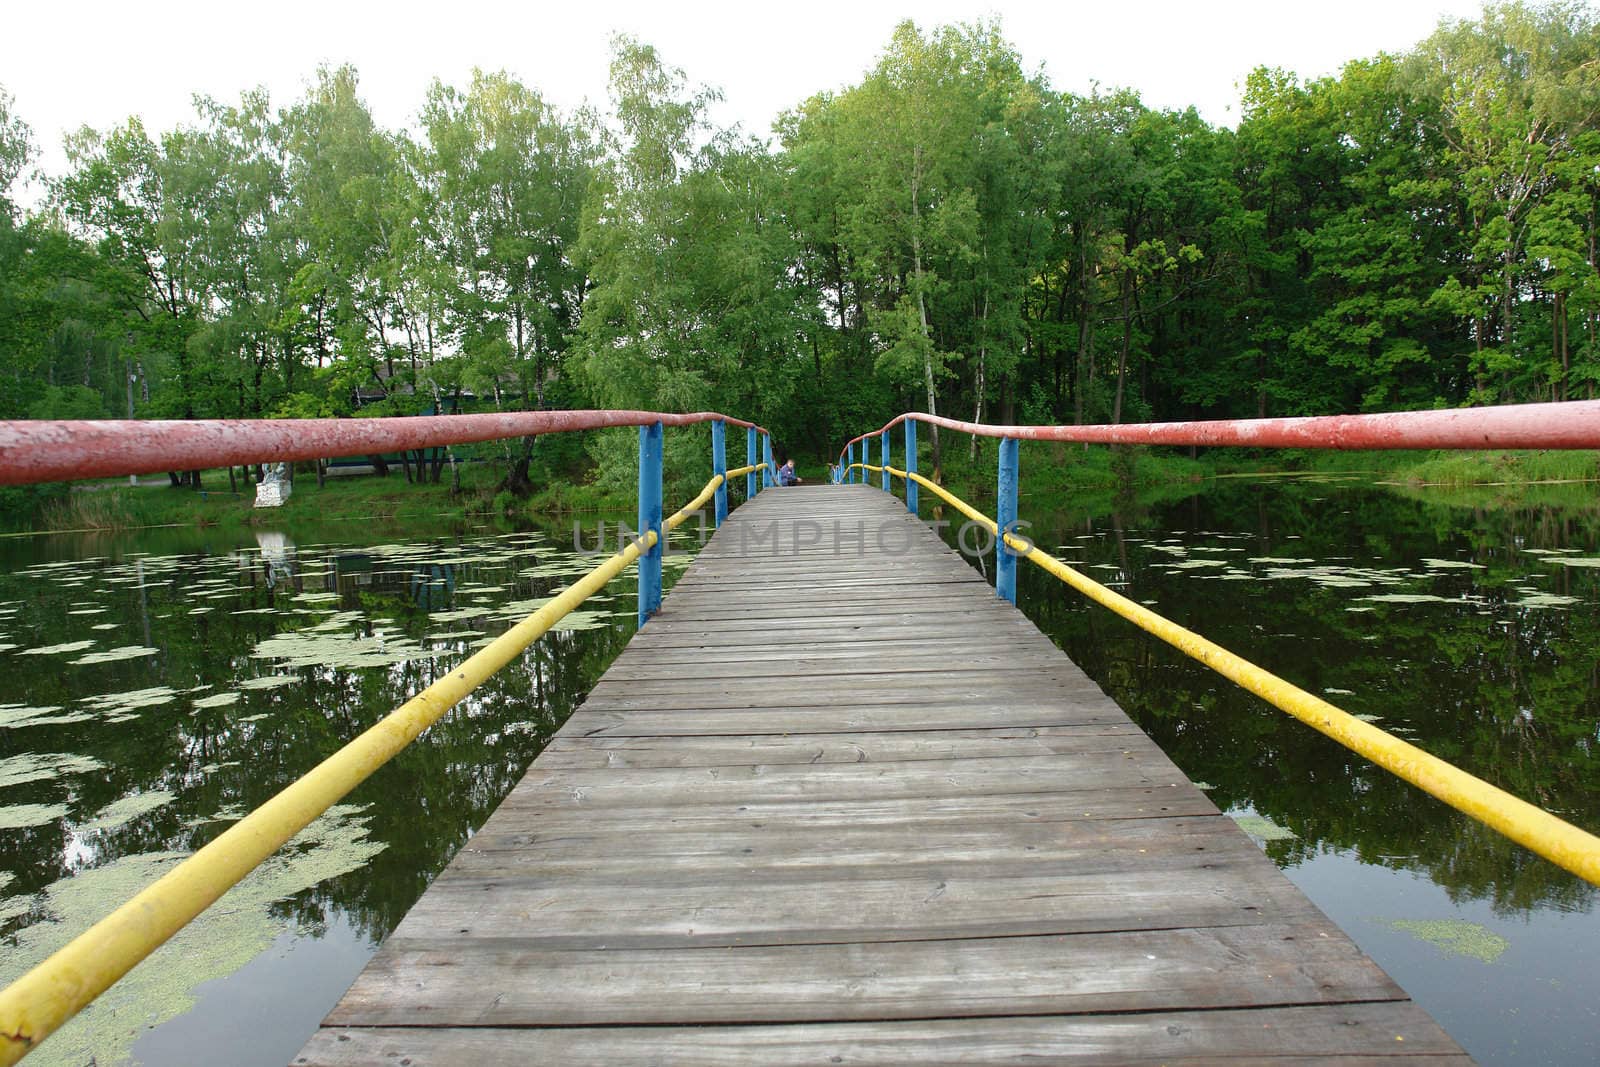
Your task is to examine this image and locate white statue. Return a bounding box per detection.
[254,462,293,508]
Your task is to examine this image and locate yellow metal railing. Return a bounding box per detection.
[0,465,757,1065]
[848,461,1600,888]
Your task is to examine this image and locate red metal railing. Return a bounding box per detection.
[837,400,1600,462]
[0,410,771,486]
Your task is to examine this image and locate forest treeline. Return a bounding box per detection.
[2,1,1600,488]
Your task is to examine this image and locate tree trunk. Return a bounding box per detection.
[971,289,989,461]
[499,436,538,497]
[909,146,941,480]
[1114,269,1132,425]
[1073,236,1093,428]
[1555,289,1569,402]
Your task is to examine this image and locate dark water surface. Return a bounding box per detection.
[0,513,692,1067]
[2,479,1598,1065]
[985,476,1600,1066]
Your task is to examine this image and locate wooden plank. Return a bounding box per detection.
[479,785,1222,836]
[379,863,1326,951]
[448,816,1264,882]
[458,812,1241,863]
[325,923,1400,1026]
[577,676,1110,711]
[300,484,1470,1064]
[564,701,1128,736]
[299,1003,1469,1066]
[536,723,1149,768]
[510,754,1195,809]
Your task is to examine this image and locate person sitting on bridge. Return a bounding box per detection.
[780,459,801,486]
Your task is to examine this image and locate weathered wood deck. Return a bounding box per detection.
[296,485,1468,1064]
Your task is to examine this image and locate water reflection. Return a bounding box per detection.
[989,478,1600,1064]
[0,516,659,1067]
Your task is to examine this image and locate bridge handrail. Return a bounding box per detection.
[0,408,770,1065]
[835,399,1600,461]
[0,410,771,487]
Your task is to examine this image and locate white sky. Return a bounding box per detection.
[7,0,1492,186]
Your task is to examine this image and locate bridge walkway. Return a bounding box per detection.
[296,485,1467,1064]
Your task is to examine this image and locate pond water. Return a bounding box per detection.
[986,475,1600,1066]
[1,478,1597,1065]
[0,514,700,1067]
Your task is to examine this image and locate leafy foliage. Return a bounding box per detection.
[4,4,1600,493]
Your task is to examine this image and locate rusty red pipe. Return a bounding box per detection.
[838,400,1600,463]
[0,410,770,487]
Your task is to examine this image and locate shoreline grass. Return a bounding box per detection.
[6,445,1596,537]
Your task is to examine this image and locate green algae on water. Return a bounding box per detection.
[79,791,177,834]
[0,752,104,790]
[237,675,298,691]
[0,804,387,1067]
[80,687,180,715]
[1231,813,1297,842]
[19,639,97,656]
[0,703,91,730]
[68,645,161,666]
[1386,918,1508,963]
[0,802,70,829]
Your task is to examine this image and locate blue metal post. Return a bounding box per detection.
[996,436,1019,605]
[880,430,890,491]
[762,434,775,488]
[712,419,727,527]
[861,434,871,484]
[637,421,664,627]
[905,420,918,514]
[846,441,855,483]
[746,426,757,498]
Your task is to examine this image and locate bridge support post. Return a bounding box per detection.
[846,442,855,483]
[638,421,664,627]
[997,436,1019,605]
[861,434,871,484]
[905,420,918,514]
[762,433,775,488]
[880,430,890,492]
[712,419,727,527]
[746,427,757,498]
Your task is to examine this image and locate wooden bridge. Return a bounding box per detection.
[295,485,1468,1064]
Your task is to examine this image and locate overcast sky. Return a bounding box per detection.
[7,0,1492,183]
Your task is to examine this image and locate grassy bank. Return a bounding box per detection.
[16,460,709,535]
[12,442,1596,536]
[24,469,493,533]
